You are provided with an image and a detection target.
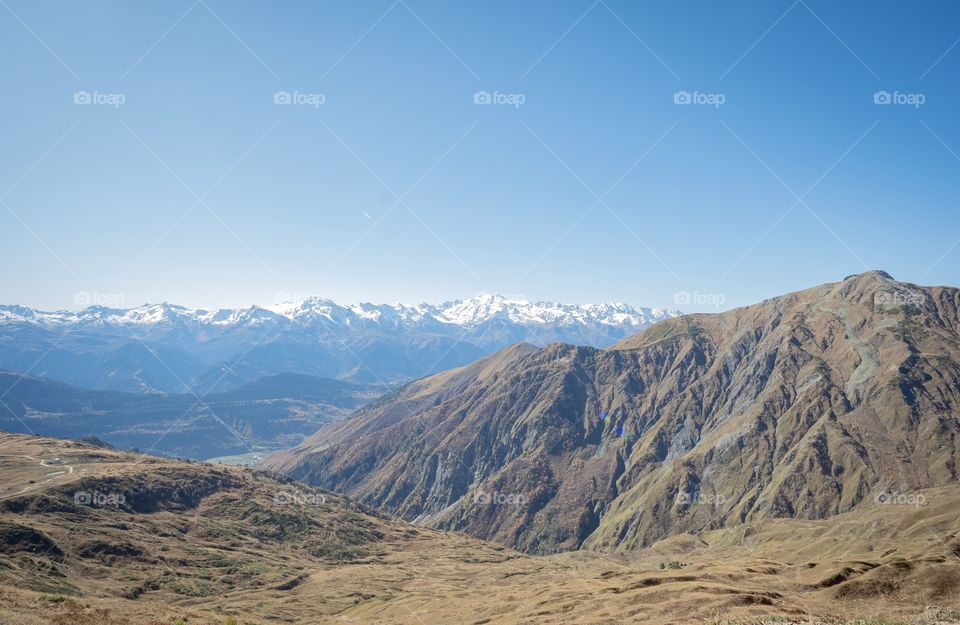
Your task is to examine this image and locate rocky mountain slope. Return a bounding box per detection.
[0,295,678,393]
[269,271,960,554]
[3,433,960,625]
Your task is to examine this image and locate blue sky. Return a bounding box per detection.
[1,0,959,313]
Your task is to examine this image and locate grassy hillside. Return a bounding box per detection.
[1,433,960,624]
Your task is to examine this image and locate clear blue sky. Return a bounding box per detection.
[2,0,959,313]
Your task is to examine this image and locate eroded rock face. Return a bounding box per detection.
[272,272,960,553]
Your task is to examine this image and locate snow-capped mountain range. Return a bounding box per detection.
[0,295,675,331]
[0,295,679,394]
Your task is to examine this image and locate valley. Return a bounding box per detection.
[0,371,379,459]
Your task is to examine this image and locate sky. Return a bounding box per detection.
[1,0,959,313]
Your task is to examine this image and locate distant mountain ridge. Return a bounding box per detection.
[0,295,679,393]
[0,294,674,335]
[0,370,378,459]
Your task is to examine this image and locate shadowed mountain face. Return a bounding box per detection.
[270,272,960,553]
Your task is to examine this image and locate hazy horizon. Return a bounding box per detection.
[1,268,936,316]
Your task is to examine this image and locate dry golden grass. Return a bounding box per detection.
[1,433,959,625]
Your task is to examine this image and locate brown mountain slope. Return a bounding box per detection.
[268,271,960,553]
[268,341,538,456]
[3,433,960,625]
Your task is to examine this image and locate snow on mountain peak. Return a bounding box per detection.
[0,295,681,334]
[433,295,675,327]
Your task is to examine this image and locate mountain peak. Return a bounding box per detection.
[843,269,895,282]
